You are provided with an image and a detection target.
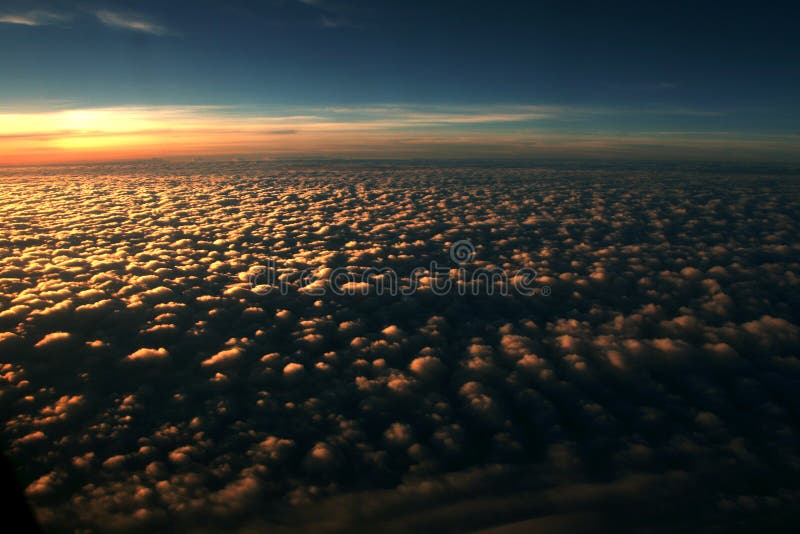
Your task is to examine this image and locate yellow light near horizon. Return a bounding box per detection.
[58,109,161,134]
[0,107,201,163]
[8,103,782,166]
[52,133,163,151]
[0,108,152,143]
[61,110,106,132]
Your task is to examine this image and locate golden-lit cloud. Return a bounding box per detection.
[2,161,798,531]
[1,104,798,164]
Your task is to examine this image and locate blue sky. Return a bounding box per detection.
[1,0,799,162]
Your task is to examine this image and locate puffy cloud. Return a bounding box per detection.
[126,347,169,361]
[408,355,445,380]
[34,331,71,348]
[26,471,60,498]
[201,346,244,367]
[383,422,415,447]
[283,362,305,377]
[305,442,340,473]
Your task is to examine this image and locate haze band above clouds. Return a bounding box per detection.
[1,104,798,164]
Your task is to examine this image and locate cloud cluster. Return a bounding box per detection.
[0,162,799,531]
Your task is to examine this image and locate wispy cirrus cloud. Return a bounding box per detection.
[296,0,360,29]
[0,7,170,35]
[94,9,169,35]
[320,15,357,28]
[0,10,69,26]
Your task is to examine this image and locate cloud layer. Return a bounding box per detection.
[0,162,799,531]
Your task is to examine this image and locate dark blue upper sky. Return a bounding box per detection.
[1,1,797,109]
[1,0,799,162]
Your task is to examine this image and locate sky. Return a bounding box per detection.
[1,0,799,164]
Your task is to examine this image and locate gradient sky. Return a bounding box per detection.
[1,0,799,163]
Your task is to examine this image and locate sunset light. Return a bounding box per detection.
[2,1,799,532]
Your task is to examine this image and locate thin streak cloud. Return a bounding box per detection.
[95,10,169,35]
[0,10,69,26]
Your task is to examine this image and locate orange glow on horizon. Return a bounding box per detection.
[2,105,799,165]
